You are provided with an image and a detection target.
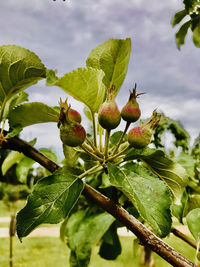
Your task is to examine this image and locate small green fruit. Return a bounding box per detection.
[60,122,86,147]
[59,98,86,147]
[128,126,152,148]
[98,85,121,130]
[98,101,121,130]
[68,108,82,123]
[128,110,161,149]
[121,84,143,123]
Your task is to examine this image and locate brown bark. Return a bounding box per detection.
[171,227,198,251]
[1,136,196,267]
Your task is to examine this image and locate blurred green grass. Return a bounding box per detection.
[0,201,196,266]
[0,235,196,267]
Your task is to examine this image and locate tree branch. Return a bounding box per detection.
[172,227,198,251]
[0,136,196,267]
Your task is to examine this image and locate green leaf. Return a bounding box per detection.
[6,126,23,139]
[186,194,200,213]
[63,145,80,167]
[171,9,187,27]
[0,45,46,120]
[47,67,106,113]
[2,92,28,120]
[184,0,200,12]
[186,208,200,241]
[107,163,172,237]
[171,191,188,223]
[86,38,131,96]
[66,210,115,267]
[46,69,58,85]
[83,106,92,121]
[175,20,191,49]
[110,131,125,145]
[183,0,195,11]
[141,150,188,204]
[99,223,121,260]
[175,152,195,178]
[60,216,69,243]
[124,147,155,160]
[16,157,35,183]
[125,149,188,205]
[1,151,24,176]
[193,21,200,47]
[16,170,84,239]
[8,102,59,129]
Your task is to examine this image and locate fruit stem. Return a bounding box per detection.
[78,164,103,179]
[195,237,200,266]
[81,144,104,162]
[99,125,104,152]
[108,144,131,161]
[104,129,111,159]
[86,137,103,157]
[112,122,131,155]
[91,112,97,147]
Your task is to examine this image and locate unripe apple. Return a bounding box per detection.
[121,84,143,123]
[59,98,86,147]
[98,101,121,130]
[98,85,121,130]
[60,122,86,147]
[128,110,161,149]
[68,108,82,123]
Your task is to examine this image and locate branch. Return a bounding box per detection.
[0,136,195,267]
[172,227,198,251]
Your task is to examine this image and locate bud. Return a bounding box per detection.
[121,84,144,123]
[127,110,161,149]
[98,86,121,130]
[59,99,86,147]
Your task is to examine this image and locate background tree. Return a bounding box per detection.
[172,0,200,48]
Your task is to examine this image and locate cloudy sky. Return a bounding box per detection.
[0,0,199,158]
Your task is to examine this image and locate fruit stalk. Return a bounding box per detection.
[108,144,131,161]
[104,129,111,159]
[112,121,131,155]
[80,143,103,162]
[78,164,103,179]
[86,136,103,157]
[99,126,104,152]
[92,112,97,147]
